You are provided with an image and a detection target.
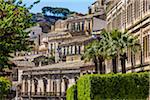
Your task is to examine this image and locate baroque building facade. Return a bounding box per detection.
[20,1,106,99]
[106,0,150,72]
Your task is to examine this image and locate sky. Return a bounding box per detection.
[23,0,96,14]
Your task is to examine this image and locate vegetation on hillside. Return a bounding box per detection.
[42,6,76,17]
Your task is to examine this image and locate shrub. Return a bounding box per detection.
[77,72,149,100]
[67,84,77,100]
[0,77,11,99]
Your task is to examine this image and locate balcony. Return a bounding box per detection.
[21,92,66,99]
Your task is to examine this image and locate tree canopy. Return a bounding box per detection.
[42,6,76,17]
[0,0,40,70]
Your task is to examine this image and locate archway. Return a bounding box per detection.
[63,77,69,95]
[24,79,28,95]
[34,78,38,95]
[43,77,48,95]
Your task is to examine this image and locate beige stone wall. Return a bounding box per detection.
[106,0,150,72]
[66,55,82,62]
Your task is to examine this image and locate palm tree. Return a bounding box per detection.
[84,30,112,74]
[110,30,140,73]
[84,40,99,74]
[100,30,118,74]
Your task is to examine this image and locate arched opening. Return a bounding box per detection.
[63,77,69,95]
[24,79,28,95]
[43,78,48,95]
[34,79,38,95]
[53,81,57,96]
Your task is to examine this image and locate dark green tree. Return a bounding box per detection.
[0,0,40,71]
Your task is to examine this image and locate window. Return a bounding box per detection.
[12,69,18,81]
[64,47,66,55]
[82,21,84,31]
[143,35,149,59]
[53,81,57,96]
[25,80,28,94]
[78,46,81,54]
[77,22,80,31]
[75,45,77,54]
[67,24,69,29]
[143,0,148,13]
[63,78,69,95]
[71,45,73,54]
[127,4,132,24]
[88,21,91,30]
[67,46,69,55]
[134,0,140,19]
[127,48,131,63]
[51,44,53,53]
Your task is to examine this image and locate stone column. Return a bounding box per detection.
[65,46,68,55]
[22,80,25,93]
[27,79,30,93]
[72,45,75,54]
[38,79,44,93]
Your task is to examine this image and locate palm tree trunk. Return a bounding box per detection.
[98,56,104,74]
[112,56,117,74]
[93,56,98,74]
[120,53,126,73]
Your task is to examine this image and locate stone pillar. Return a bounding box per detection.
[65,46,68,55]
[31,80,34,93]
[22,80,25,93]
[55,43,59,62]
[38,79,44,93]
[27,79,30,93]
[81,45,84,54]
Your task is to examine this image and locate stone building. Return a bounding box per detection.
[106,0,150,72]
[20,2,106,99]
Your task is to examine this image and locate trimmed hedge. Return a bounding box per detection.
[67,84,77,100]
[77,72,149,100]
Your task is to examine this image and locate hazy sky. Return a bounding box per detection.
[23,0,96,14]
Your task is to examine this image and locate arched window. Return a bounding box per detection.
[34,79,38,95]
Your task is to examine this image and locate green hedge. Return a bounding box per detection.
[67,84,77,100]
[77,72,149,100]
